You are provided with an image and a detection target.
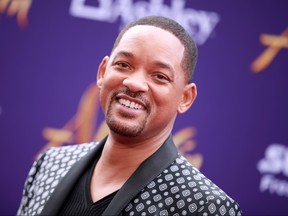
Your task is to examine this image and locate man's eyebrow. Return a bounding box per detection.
[154,61,175,79]
[113,51,135,60]
[155,61,174,72]
[114,51,173,71]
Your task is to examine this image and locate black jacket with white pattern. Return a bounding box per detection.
[17,135,243,216]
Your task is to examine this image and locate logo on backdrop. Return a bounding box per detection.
[251,28,288,73]
[257,143,288,198]
[40,83,203,169]
[69,0,220,45]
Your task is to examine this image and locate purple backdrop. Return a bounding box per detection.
[1,0,288,215]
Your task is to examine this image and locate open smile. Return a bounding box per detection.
[118,98,145,110]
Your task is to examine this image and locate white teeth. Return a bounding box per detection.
[130,102,135,109]
[124,100,129,107]
[119,99,143,110]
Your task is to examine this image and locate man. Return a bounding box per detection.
[17,16,242,215]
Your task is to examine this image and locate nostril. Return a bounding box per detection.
[123,77,149,92]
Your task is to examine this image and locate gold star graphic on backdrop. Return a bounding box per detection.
[251,28,288,73]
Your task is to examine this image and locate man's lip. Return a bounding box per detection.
[116,94,147,109]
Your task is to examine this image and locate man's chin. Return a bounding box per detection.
[107,121,144,137]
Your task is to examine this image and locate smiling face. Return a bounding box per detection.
[97,25,197,141]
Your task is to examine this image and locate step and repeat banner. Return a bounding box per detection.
[1,0,287,215]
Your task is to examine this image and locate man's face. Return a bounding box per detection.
[97,25,196,140]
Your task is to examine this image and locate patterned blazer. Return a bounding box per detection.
[17,135,242,216]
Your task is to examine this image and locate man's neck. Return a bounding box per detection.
[90,132,169,202]
[102,133,167,166]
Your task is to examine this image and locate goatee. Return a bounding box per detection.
[105,88,151,137]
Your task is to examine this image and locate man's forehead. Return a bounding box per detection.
[113,25,184,54]
[124,25,169,37]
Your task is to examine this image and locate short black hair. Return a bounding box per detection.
[111,16,198,83]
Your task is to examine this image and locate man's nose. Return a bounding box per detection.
[122,72,149,92]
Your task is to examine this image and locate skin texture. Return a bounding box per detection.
[91,25,197,202]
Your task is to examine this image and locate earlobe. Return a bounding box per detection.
[97,56,109,88]
[177,83,197,114]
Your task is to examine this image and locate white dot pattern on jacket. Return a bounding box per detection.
[123,155,242,216]
[17,143,97,216]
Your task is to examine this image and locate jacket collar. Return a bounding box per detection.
[40,134,178,216]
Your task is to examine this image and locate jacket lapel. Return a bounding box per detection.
[40,137,107,216]
[103,134,178,216]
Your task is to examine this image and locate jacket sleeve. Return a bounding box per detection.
[16,151,46,216]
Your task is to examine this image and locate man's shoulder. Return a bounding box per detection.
[35,141,99,170]
[44,141,98,157]
[172,154,242,214]
[126,153,242,215]
[17,141,100,216]
[173,154,235,198]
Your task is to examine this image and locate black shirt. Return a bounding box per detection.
[59,159,118,216]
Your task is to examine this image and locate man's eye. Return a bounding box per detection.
[156,74,166,79]
[155,74,169,81]
[116,62,130,68]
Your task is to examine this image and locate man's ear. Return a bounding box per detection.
[97,56,109,88]
[177,83,197,114]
